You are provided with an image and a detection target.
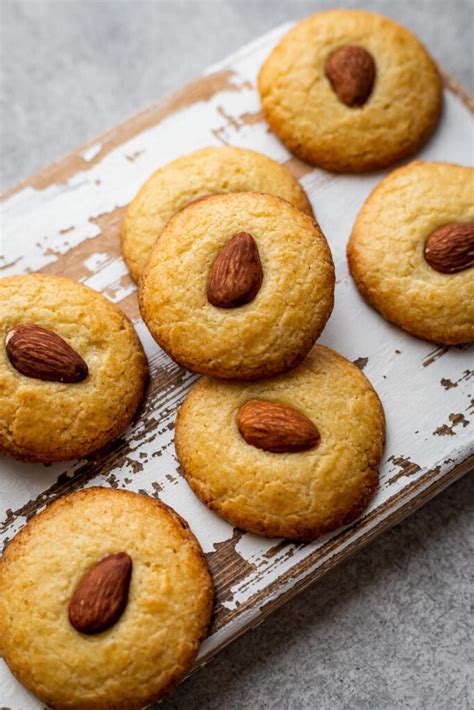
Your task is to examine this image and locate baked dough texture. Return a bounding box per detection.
[348,161,474,344]
[0,274,148,462]
[0,487,213,709]
[258,9,442,173]
[139,192,335,380]
[121,146,313,282]
[175,345,385,540]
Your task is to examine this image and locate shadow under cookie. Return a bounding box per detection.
[175,345,386,540]
[139,192,335,380]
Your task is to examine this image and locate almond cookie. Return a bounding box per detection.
[0,274,148,462]
[121,146,313,282]
[0,487,213,709]
[348,161,474,344]
[139,192,334,380]
[258,9,442,172]
[175,345,385,540]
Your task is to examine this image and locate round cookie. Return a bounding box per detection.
[0,487,213,709]
[175,345,385,540]
[139,192,335,380]
[258,9,442,173]
[0,274,148,462]
[121,146,313,282]
[348,161,474,344]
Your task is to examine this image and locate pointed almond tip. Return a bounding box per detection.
[424,222,474,274]
[207,232,263,309]
[5,323,89,383]
[237,399,320,453]
[68,552,132,635]
[325,45,376,107]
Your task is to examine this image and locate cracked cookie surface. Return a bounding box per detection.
[0,274,148,462]
[121,146,313,282]
[175,345,385,540]
[258,9,442,172]
[348,161,474,344]
[139,192,334,380]
[0,487,213,709]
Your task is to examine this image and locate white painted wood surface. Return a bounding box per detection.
[0,23,473,709]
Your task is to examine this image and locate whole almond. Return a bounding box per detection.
[237,400,320,453]
[68,552,132,635]
[324,45,376,107]
[424,222,474,273]
[5,324,88,383]
[207,232,263,308]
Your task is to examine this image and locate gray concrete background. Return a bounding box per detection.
[1,0,474,190]
[1,1,473,709]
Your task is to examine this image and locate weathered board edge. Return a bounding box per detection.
[0,39,473,704]
[195,452,474,668]
[1,69,472,205]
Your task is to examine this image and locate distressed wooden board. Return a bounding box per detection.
[1,22,473,708]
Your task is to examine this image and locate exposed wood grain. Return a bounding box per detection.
[197,451,474,668]
[440,69,474,111]
[1,25,473,706]
[1,70,243,200]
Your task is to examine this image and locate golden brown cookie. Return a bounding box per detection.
[258,9,442,172]
[139,192,334,380]
[121,146,313,282]
[0,274,148,462]
[348,161,474,344]
[175,345,385,540]
[0,487,213,710]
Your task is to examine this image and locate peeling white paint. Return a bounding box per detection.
[1,22,473,708]
[81,142,103,162]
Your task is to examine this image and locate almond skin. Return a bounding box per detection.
[324,45,376,107]
[207,232,263,308]
[237,400,320,453]
[424,222,474,274]
[5,324,88,383]
[68,552,132,635]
